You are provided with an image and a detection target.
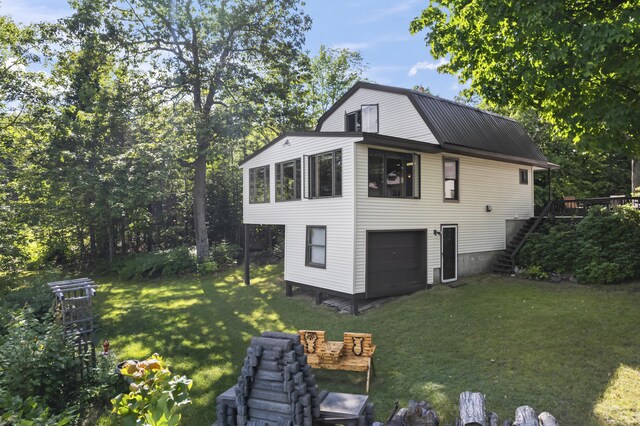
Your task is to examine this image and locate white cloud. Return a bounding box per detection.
[408,58,449,77]
[329,42,371,51]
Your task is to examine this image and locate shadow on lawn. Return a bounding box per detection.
[94,269,640,425]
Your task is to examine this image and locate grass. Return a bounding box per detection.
[92,263,640,425]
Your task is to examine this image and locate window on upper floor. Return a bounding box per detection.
[519,168,529,185]
[306,226,326,268]
[249,165,270,204]
[345,105,379,133]
[368,148,420,198]
[443,158,459,201]
[308,149,342,198]
[275,158,301,201]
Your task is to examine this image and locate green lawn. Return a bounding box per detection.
[93,264,640,425]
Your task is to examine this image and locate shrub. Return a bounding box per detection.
[518,205,640,284]
[112,354,192,426]
[163,246,197,277]
[0,388,77,426]
[210,240,242,266]
[0,307,80,413]
[197,260,219,276]
[525,265,549,280]
[517,222,576,273]
[118,247,197,281]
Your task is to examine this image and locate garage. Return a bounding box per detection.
[365,230,427,298]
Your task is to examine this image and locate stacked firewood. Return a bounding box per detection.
[383,392,558,426]
[224,332,322,426]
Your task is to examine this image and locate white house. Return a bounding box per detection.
[240,82,556,313]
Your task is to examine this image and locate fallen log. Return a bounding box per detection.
[537,412,558,426]
[459,392,486,426]
[513,406,538,426]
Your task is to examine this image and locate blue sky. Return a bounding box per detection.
[3,0,462,99]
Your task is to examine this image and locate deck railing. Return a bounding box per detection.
[548,197,640,217]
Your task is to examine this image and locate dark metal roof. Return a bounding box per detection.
[409,92,549,163]
[315,82,551,166]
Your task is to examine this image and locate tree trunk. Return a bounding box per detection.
[107,219,114,264]
[537,412,557,426]
[120,216,126,257]
[89,223,96,257]
[632,158,640,194]
[193,153,209,261]
[513,406,538,426]
[459,392,486,426]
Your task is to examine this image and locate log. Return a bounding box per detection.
[248,389,290,403]
[400,400,438,425]
[254,369,283,381]
[513,406,538,426]
[250,337,292,351]
[488,412,499,426]
[247,399,292,414]
[537,412,558,426]
[261,331,301,344]
[503,421,513,426]
[459,392,486,426]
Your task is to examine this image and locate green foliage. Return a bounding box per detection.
[118,248,197,281]
[411,0,640,155]
[518,222,577,274]
[524,265,549,281]
[196,260,218,276]
[0,388,77,426]
[518,205,640,284]
[0,307,80,413]
[210,241,242,267]
[112,354,192,426]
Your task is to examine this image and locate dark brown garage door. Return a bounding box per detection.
[366,230,426,298]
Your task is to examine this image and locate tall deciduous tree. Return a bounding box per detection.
[410,1,639,174]
[112,0,310,261]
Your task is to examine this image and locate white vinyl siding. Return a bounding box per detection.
[242,135,359,294]
[319,88,438,144]
[353,144,534,292]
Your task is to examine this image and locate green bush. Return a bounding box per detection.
[0,388,77,426]
[518,205,640,284]
[210,240,242,266]
[525,265,549,280]
[197,260,219,276]
[118,247,197,281]
[0,307,80,413]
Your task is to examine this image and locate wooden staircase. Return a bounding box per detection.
[492,201,553,275]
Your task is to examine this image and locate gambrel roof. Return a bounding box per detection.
[316,82,552,167]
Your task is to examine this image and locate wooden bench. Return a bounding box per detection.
[299,330,376,393]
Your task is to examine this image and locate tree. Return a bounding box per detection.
[410,1,639,160]
[111,0,311,261]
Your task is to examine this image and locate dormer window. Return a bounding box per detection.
[345,104,378,133]
[346,110,361,131]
